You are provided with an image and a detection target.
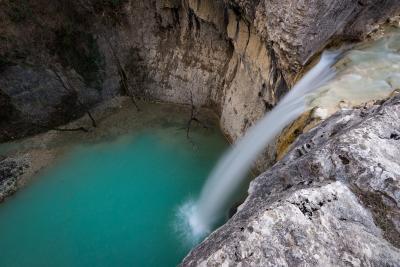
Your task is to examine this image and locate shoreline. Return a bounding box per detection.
[0,97,222,204]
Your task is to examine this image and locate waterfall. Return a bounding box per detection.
[179,51,340,240]
[176,30,400,242]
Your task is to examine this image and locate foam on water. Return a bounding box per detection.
[312,31,400,114]
[175,200,210,245]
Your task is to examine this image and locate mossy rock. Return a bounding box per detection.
[276,110,320,160]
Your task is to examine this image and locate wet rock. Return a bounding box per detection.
[182,95,400,266]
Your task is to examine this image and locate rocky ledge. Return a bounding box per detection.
[182,94,400,266]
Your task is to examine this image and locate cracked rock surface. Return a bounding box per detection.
[182,95,400,266]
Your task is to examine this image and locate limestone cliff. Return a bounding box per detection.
[1,1,400,265]
[1,0,398,168]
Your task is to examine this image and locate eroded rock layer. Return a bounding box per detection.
[1,0,398,168]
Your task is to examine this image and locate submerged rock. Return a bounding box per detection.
[182,94,400,266]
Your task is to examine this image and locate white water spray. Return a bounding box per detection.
[180,51,340,240]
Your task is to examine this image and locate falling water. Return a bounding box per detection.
[180,28,400,242]
[180,51,340,240]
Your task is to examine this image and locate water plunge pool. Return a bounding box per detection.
[0,100,228,267]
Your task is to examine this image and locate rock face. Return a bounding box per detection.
[234,0,400,81]
[0,65,100,141]
[182,95,400,266]
[1,0,398,167]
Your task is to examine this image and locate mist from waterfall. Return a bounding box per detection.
[179,51,340,240]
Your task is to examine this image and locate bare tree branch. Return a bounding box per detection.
[105,37,141,111]
[51,67,97,128]
[185,90,208,142]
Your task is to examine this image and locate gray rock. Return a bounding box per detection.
[182,95,400,266]
[0,155,30,202]
[231,0,400,81]
[1,0,398,154]
[0,65,100,141]
[0,65,74,122]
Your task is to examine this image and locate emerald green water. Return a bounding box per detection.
[0,111,228,266]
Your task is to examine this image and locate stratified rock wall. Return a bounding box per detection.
[232,0,400,82]
[182,93,400,267]
[0,0,399,166]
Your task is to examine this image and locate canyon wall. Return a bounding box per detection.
[1,0,399,167]
[1,1,400,265]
